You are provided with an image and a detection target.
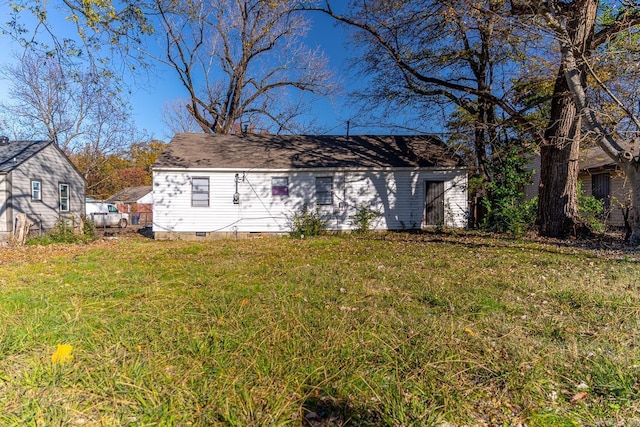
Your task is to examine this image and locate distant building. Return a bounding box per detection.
[107,186,153,226]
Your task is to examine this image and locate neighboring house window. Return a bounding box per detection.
[272,177,289,196]
[592,173,611,210]
[59,184,70,212]
[31,180,41,201]
[316,177,333,205]
[192,177,210,207]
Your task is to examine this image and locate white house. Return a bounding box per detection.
[0,138,85,241]
[152,133,468,239]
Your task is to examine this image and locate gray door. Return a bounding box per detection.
[425,181,445,226]
[591,173,611,210]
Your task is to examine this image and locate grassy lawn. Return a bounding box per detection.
[0,232,639,426]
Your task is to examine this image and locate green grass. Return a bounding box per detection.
[0,232,639,426]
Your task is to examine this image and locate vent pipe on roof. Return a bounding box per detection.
[0,136,9,145]
[346,120,350,141]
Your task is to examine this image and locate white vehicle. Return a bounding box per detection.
[86,202,130,228]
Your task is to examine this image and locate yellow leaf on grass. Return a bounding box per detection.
[51,344,73,364]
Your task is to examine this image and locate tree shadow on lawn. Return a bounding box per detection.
[302,395,384,427]
[378,229,640,260]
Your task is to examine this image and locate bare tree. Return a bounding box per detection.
[0,52,142,195]
[161,98,203,137]
[154,0,335,134]
[304,1,548,175]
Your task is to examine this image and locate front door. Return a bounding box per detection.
[424,181,445,226]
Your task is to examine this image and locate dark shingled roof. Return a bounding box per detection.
[579,141,637,172]
[153,133,465,170]
[107,186,153,203]
[0,140,53,173]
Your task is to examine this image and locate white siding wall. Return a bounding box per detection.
[10,145,85,234]
[154,168,467,235]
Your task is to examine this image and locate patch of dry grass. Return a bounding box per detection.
[0,232,638,426]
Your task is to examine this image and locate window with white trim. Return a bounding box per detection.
[271,177,289,196]
[59,183,70,211]
[192,177,210,207]
[316,177,333,205]
[31,180,41,201]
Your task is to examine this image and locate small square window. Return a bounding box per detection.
[272,177,289,196]
[192,177,210,207]
[316,177,333,205]
[31,181,41,201]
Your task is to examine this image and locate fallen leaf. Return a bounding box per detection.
[570,392,588,403]
[51,344,73,364]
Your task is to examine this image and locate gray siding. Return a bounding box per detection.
[7,144,85,236]
[0,173,8,237]
[579,171,631,228]
[153,168,468,236]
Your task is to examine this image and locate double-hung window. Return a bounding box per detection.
[31,180,41,201]
[271,177,289,196]
[192,177,210,207]
[59,183,70,212]
[316,177,333,205]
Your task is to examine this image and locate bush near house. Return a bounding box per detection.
[0,232,638,425]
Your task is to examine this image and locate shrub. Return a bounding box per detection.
[484,196,538,236]
[350,205,380,233]
[27,217,96,245]
[577,181,606,233]
[482,147,537,236]
[287,205,327,238]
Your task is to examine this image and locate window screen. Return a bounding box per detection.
[32,181,41,201]
[316,177,333,205]
[192,177,210,207]
[59,183,70,211]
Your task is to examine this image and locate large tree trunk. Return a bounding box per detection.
[537,0,598,238]
[538,69,582,237]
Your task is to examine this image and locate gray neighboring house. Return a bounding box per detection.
[578,144,635,228]
[152,133,468,239]
[524,144,635,228]
[0,138,85,241]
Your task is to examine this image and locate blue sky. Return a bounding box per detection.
[125,8,360,140]
[0,3,419,141]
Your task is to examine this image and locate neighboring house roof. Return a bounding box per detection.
[154,133,464,170]
[107,186,153,203]
[579,141,636,172]
[0,140,53,173]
